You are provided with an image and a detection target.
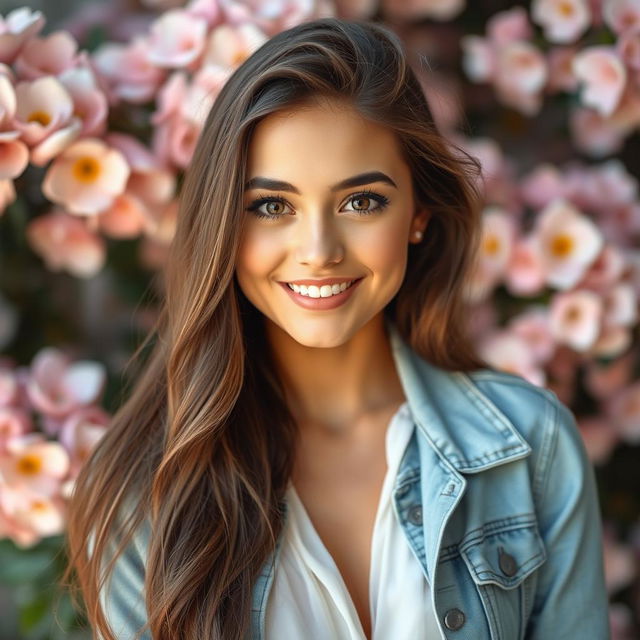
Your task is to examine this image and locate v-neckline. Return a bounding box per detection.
[285,400,411,639]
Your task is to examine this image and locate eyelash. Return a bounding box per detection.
[246,189,390,220]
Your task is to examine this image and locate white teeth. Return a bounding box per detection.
[287,280,356,298]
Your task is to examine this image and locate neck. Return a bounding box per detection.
[265,313,405,434]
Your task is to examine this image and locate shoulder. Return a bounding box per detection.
[460,368,589,499]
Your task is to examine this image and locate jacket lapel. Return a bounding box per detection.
[387,321,533,586]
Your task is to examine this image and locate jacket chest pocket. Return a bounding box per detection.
[459,516,547,640]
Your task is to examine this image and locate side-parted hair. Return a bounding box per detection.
[63,16,485,640]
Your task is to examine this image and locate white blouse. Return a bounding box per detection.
[265,401,443,639]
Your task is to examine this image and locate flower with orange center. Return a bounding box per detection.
[532,0,591,43]
[535,197,603,289]
[0,434,69,497]
[42,138,130,215]
[549,288,603,351]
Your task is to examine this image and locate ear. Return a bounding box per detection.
[409,207,431,243]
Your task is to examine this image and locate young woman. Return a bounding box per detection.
[64,17,610,640]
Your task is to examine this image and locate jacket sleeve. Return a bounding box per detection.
[525,395,610,640]
[89,514,152,640]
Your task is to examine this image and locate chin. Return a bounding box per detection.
[281,322,355,349]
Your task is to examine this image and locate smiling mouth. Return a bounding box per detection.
[286,280,358,298]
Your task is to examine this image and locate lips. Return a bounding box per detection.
[278,277,364,310]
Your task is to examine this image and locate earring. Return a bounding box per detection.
[413,229,423,241]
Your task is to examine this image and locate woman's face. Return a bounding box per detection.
[236,97,428,348]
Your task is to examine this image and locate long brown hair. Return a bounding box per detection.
[63,16,484,640]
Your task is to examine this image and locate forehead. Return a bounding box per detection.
[246,97,408,182]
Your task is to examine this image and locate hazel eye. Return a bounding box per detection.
[343,190,390,215]
[246,195,292,219]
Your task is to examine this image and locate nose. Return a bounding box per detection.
[294,212,344,268]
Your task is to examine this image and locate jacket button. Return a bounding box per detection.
[407,504,422,525]
[443,608,465,630]
[498,549,518,577]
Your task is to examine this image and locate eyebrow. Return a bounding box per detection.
[243,171,398,193]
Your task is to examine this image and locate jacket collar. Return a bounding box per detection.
[387,321,532,473]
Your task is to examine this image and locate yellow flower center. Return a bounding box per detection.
[483,234,500,256]
[551,233,573,257]
[558,2,575,17]
[72,156,101,184]
[27,110,52,126]
[32,500,48,512]
[565,306,581,323]
[17,453,42,475]
[232,50,247,66]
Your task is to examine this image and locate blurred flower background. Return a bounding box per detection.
[0,0,638,637]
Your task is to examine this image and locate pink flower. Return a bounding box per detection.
[381,0,465,21]
[532,0,592,43]
[548,289,603,350]
[603,0,640,34]
[465,207,514,302]
[0,131,28,180]
[42,138,130,216]
[0,368,20,406]
[590,324,632,357]
[508,306,556,364]
[494,41,548,115]
[617,26,640,69]
[0,433,69,497]
[504,235,547,295]
[0,485,66,547]
[578,244,626,290]
[0,8,45,64]
[535,198,603,289]
[147,10,208,68]
[487,7,532,44]
[13,30,79,80]
[92,36,166,104]
[569,106,626,156]
[546,46,580,92]
[0,406,31,452]
[58,65,108,138]
[58,406,109,477]
[25,348,106,419]
[591,159,638,207]
[477,330,546,386]
[203,23,268,69]
[26,210,107,277]
[0,178,15,214]
[97,193,152,239]
[572,46,627,116]
[13,76,81,165]
[181,64,231,126]
[520,164,567,210]
[602,282,638,326]
[460,36,495,82]
[105,132,175,203]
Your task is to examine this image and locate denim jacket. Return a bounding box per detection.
[100,323,610,640]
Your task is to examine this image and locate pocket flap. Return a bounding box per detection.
[460,519,547,589]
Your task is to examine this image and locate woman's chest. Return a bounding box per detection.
[290,409,400,637]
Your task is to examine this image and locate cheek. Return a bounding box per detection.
[358,216,410,282]
[236,225,284,283]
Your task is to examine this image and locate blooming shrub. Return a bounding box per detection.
[0,0,638,637]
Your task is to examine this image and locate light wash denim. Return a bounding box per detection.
[99,322,610,639]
